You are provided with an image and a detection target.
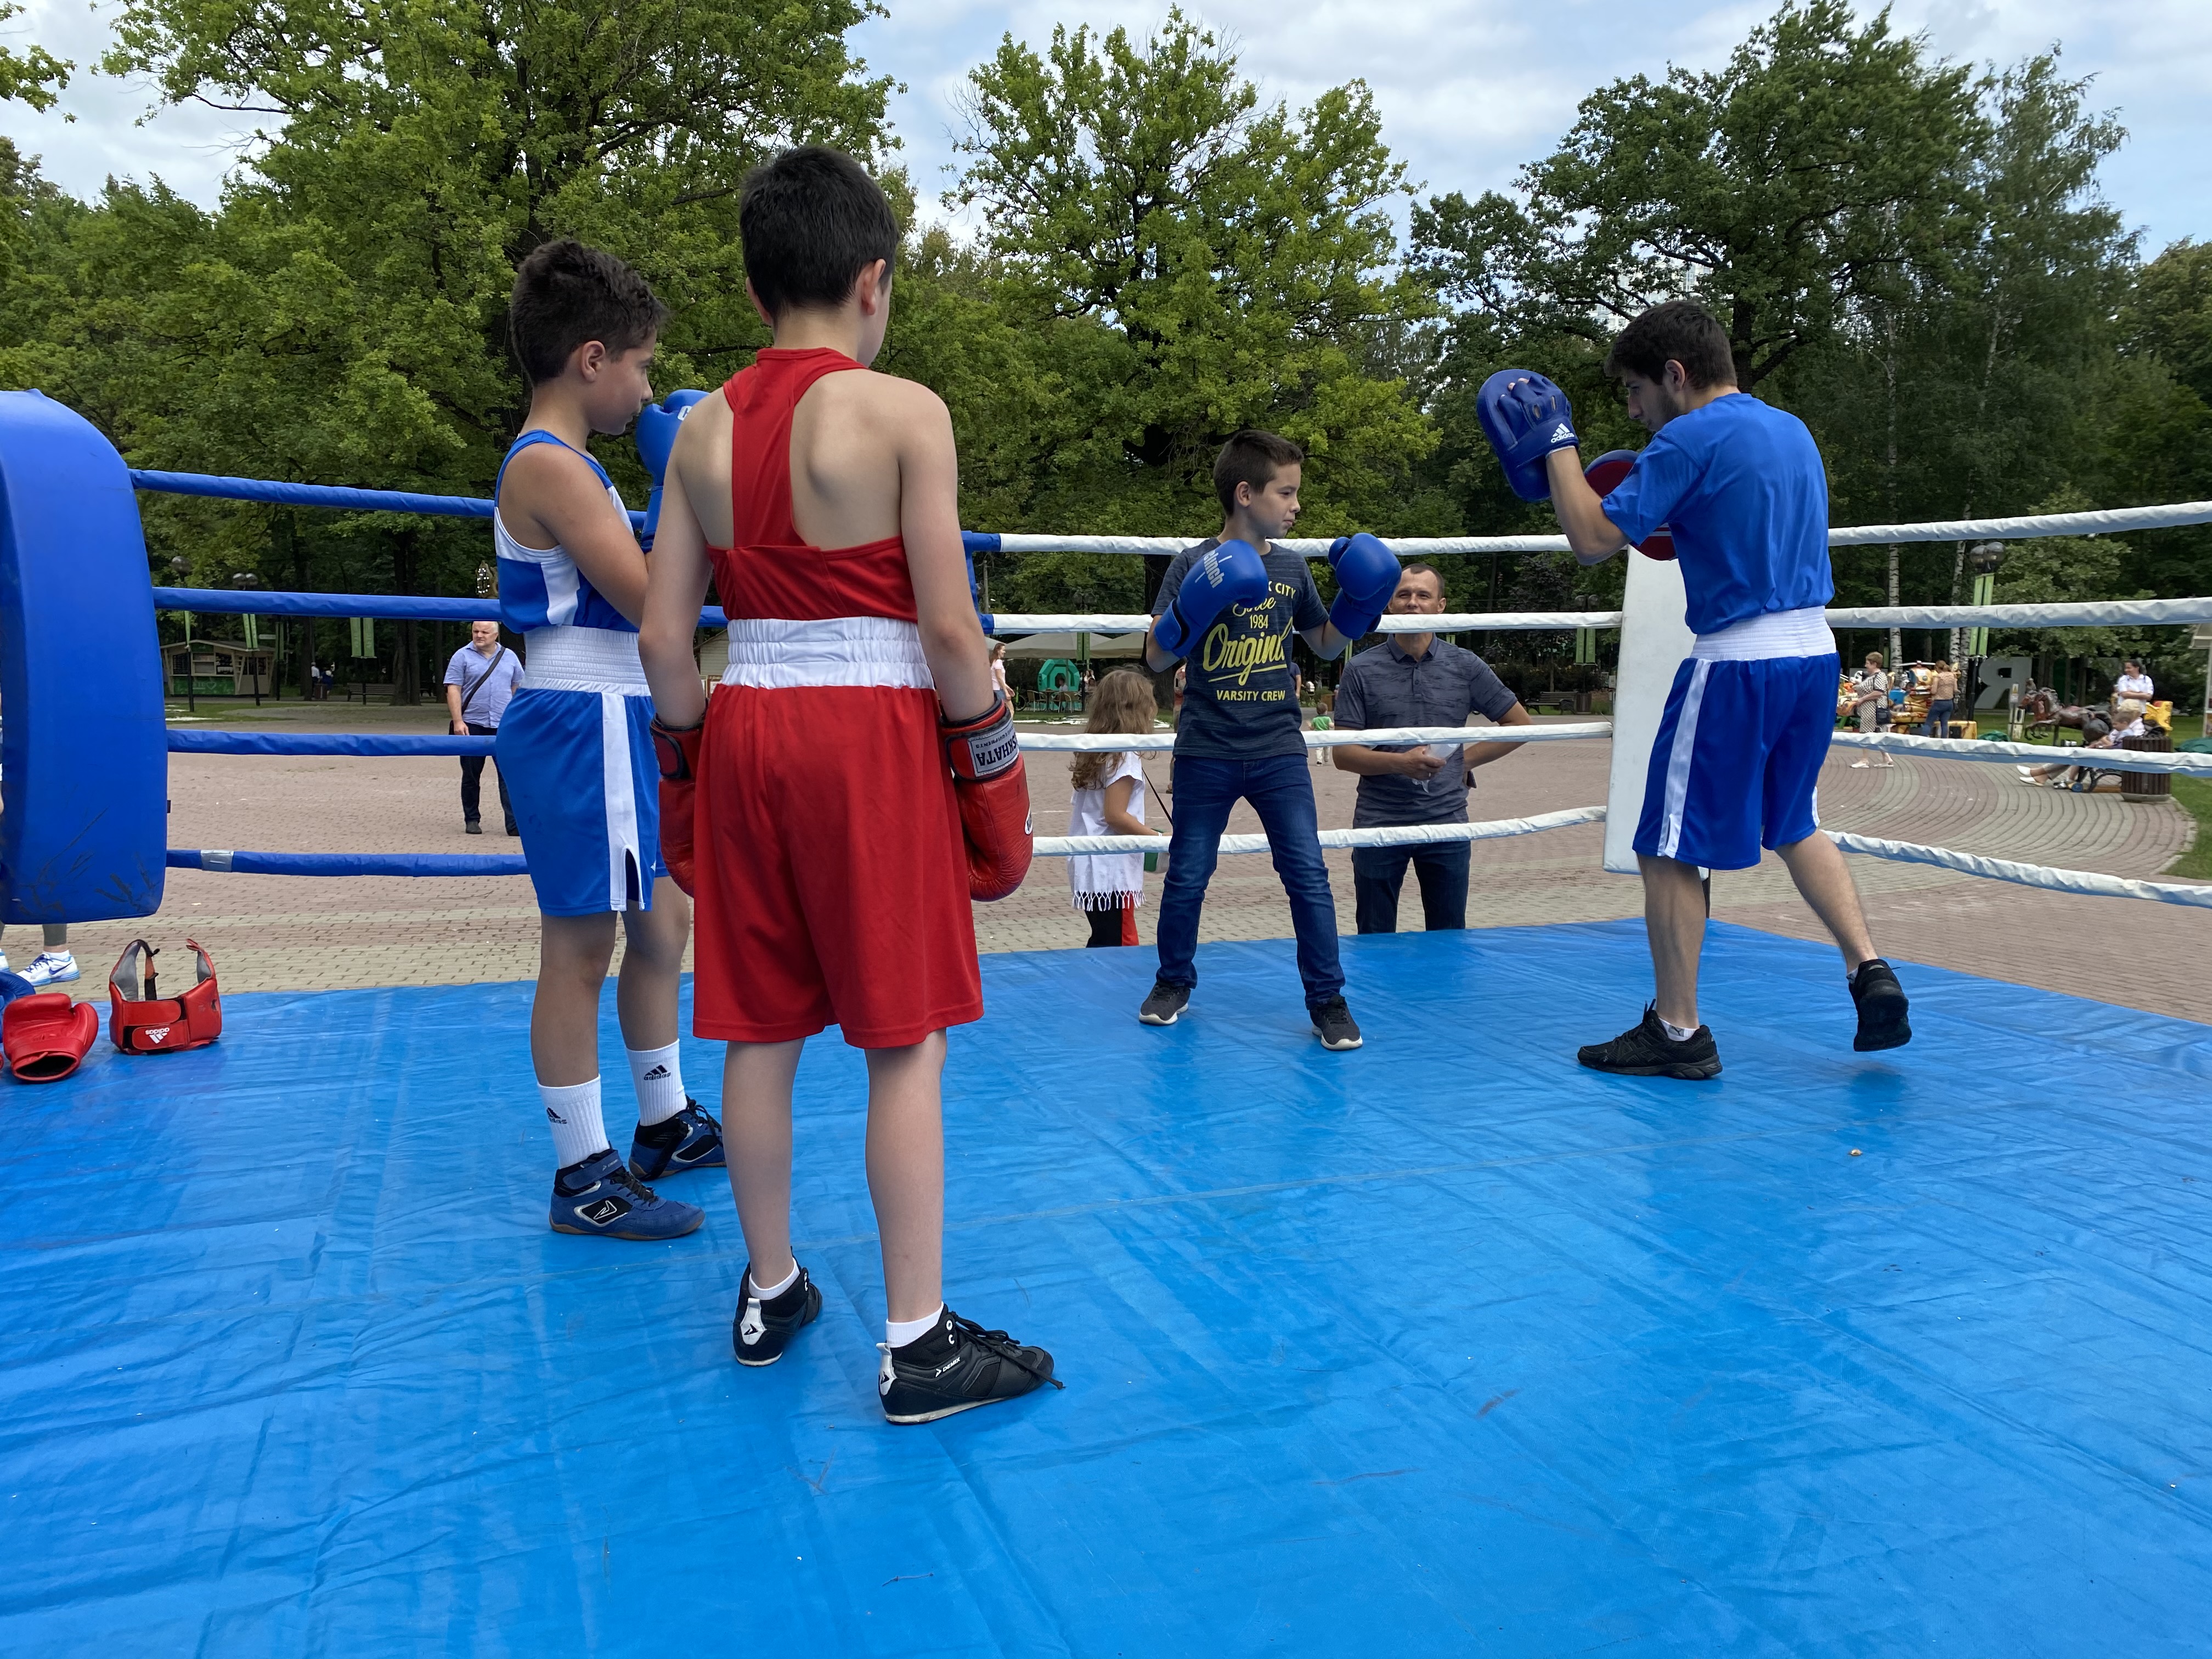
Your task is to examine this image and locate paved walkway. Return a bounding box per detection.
[20,697,2205,1026]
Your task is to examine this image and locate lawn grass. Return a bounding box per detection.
[2169,774,2212,880]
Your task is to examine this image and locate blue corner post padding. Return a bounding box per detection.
[0,392,167,922]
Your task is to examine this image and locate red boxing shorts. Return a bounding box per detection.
[691,680,983,1048]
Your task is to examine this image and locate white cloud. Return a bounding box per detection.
[6,0,2206,253]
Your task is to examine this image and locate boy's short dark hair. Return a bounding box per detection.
[1400,561,1442,584]
[1214,429,1304,511]
[740,145,900,318]
[1604,300,1737,390]
[507,240,668,386]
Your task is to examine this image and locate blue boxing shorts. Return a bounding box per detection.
[495,684,667,916]
[1634,611,1839,872]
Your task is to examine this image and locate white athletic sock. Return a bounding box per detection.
[626,1041,686,1126]
[1658,1017,1699,1042]
[885,1304,945,1349]
[750,1260,800,1301]
[540,1077,611,1169]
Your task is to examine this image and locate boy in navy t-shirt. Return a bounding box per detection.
[1138,430,1400,1051]
[1482,300,1909,1076]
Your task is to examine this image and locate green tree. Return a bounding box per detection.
[0,2,69,110]
[46,0,894,696]
[949,7,1439,550]
[1415,1,1982,390]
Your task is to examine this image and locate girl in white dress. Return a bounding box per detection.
[1068,668,1166,946]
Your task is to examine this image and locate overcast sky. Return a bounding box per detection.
[4,0,2205,256]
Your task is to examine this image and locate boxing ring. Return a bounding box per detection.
[5,390,2212,1653]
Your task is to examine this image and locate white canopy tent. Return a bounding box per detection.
[996,631,1149,659]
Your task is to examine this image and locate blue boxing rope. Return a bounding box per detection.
[169,730,494,757]
[167,849,528,877]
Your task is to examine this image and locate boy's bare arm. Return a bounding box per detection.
[505,445,651,620]
[640,420,716,729]
[896,385,993,720]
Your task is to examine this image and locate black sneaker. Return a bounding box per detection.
[877,1307,1063,1424]
[733,1262,822,1367]
[1310,995,1362,1051]
[1577,1004,1722,1080]
[1138,980,1190,1026]
[1849,959,1911,1052]
[464,819,483,835]
[629,1098,726,1179]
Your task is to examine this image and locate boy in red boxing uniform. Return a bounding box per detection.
[637,145,1059,1424]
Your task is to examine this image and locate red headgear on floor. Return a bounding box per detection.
[108,939,223,1054]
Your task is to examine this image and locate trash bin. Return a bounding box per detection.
[2120,731,2172,799]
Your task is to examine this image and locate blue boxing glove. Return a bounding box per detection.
[635,388,709,549]
[1154,538,1269,659]
[1476,369,1579,502]
[1326,532,1400,641]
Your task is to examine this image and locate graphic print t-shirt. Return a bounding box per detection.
[1154,538,1327,759]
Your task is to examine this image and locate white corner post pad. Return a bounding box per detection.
[1602,549,1696,876]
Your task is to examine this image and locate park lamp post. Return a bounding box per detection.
[1965,541,2006,660]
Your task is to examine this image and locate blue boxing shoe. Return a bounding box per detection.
[550,1149,704,1240]
[628,1099,726,1180]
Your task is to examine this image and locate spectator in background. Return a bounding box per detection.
[1331,563,1532,933]
[1922,659,1959,738]
[443,619,525,834]
[2114,657,2154,712]
[1068,668,1166,946]
[1848,652,1894,769]
[0,923,76,988]
[989,641,1011,706]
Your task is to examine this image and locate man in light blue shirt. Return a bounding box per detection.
[443,619,524,834]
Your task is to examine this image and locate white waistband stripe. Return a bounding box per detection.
[1691,606,1837,662]
[720,617,934,691]
[523,625,650,694]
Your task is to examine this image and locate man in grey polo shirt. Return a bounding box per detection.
[1331,563,1532,932]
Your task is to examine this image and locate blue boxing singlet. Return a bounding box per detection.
[493,430,638,636]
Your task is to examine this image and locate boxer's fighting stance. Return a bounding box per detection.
[640,145,1060,1424]
[1480,300,1910,1078]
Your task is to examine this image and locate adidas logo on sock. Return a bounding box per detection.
[642,1065,671,1081]
[545,1107,568,1124]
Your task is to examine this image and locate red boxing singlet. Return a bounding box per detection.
[690,348,983,1048]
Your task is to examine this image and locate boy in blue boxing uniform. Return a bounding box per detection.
[1138,430,1400,1050]
[1480,300,1909,1076]
[495,240,724,1236]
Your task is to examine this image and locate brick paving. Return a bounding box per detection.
[20,695,2205,1026]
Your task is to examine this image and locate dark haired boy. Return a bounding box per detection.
[1137,430,1400,1049]
[494,239,724,1241]
[1480,298,1909,1076]
[639,144,1059,1424]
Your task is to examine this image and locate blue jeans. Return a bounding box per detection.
[1352,841,1470,934]
[1922,699,1954,737]
[1155,753,1344,1007]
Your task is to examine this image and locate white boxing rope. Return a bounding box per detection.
[984,500,2212,559]
[985,611,1623,634]
[1031,804,1607,857]
[1830,831,2212,910]
[1831,729,2212,776]
[1827,597,2212,628]
[1824,500,2212,546]
[1017,721,1611,753]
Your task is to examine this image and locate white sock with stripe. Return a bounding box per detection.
[540,1077,610,1169]
[626,1040,687,1126]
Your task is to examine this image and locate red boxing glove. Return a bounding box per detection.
[941,693,1032,901]
[650,713,705,897]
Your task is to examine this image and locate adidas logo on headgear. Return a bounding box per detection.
[143,1025,172,1046]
